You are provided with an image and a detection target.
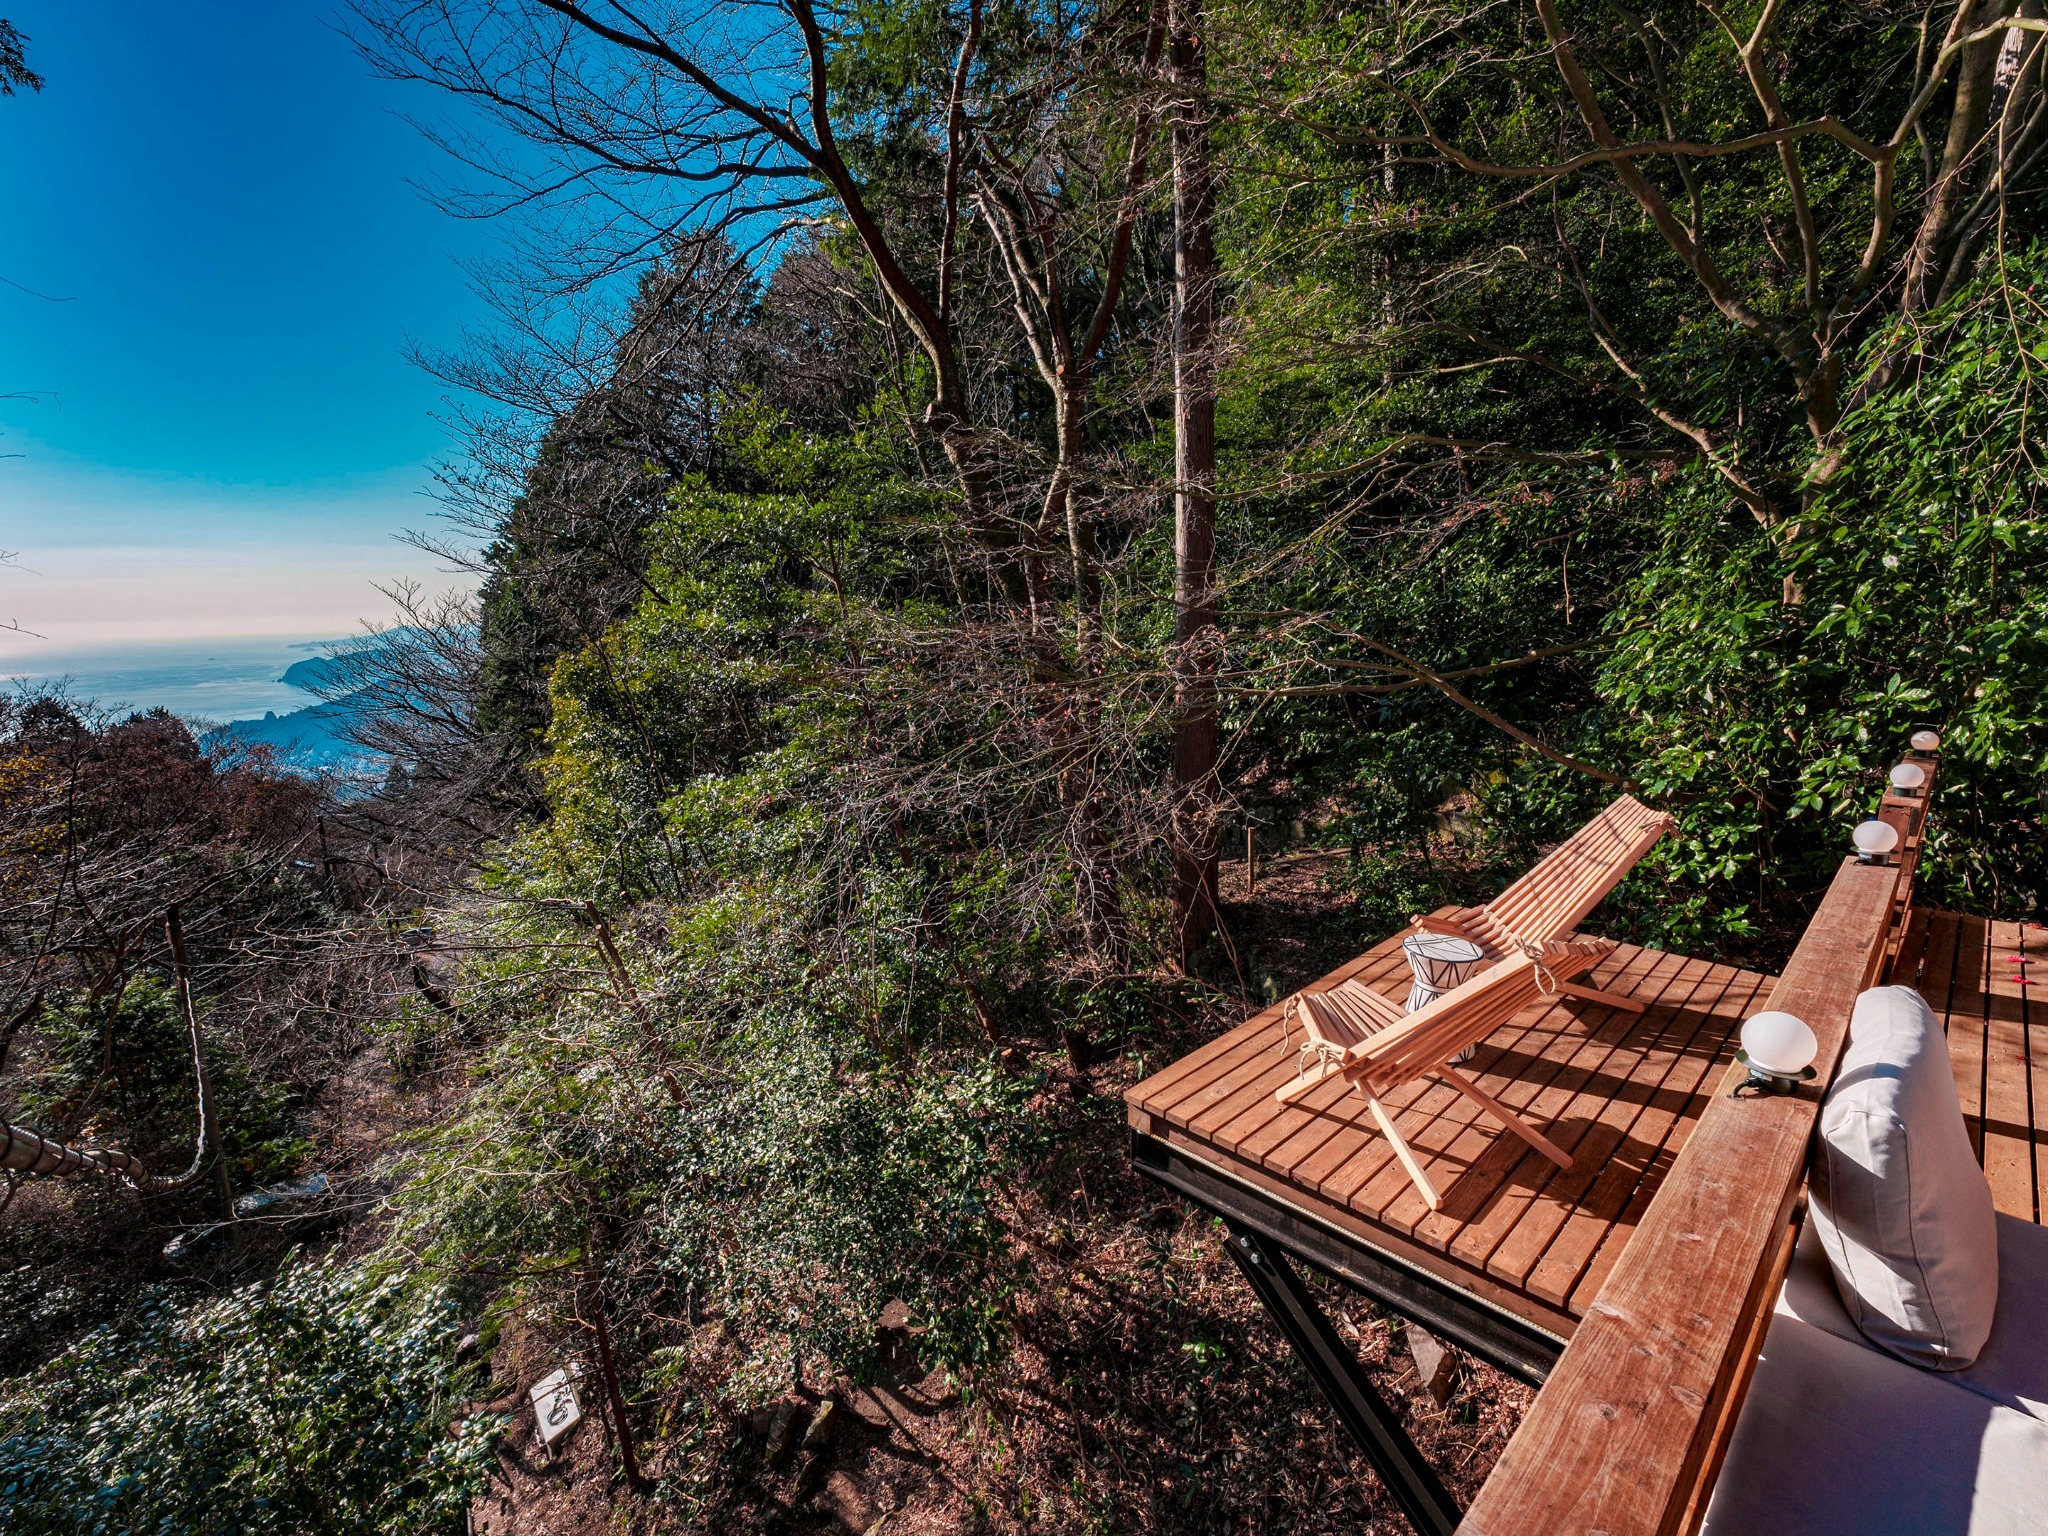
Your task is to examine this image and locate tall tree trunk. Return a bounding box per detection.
[1903,0,2018,313]
[1169,0,1221,962]
[1049,389,1127,968]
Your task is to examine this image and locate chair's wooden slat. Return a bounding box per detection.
[1485,797,1672,943]
[1255,797,1673,1219]
[1398,945,1689,1253]
[1127,929,1773,1344]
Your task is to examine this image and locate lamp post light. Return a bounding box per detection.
[1736,1010,1818,1096]
[1910,729,1941,753]
[1852,820,1900,864]
[1889,761,1928,797]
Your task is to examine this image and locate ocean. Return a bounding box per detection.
[0,636,341,724]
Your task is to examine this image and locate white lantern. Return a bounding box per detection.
[1890,761,1928,794]
[1739,1010,1818,1094]
[1852,820,1900,861]
[1911,729,1941,752]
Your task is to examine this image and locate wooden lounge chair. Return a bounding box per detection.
[1276,945,1601,1210]
[1271,795,1672,1209]
[1411,792,1673,1014]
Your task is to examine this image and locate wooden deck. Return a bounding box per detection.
[1126,919,1774,1341]
[1893,908,2048,1225]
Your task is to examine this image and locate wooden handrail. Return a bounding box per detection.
[1461,766,1935,1535]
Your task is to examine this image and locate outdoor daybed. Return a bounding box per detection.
[1703,986,2048,1535]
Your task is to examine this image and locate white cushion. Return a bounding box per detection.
[1783,1214,2048,1424]
[1809,985,1999,1370]
[1702,1294,2048,1535]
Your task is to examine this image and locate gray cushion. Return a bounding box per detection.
[1783,1213,2048,1423]
[1810,985,1999,1370]
[1702,1291,2048,1535]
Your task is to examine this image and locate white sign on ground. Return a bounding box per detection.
[528,1366,584,1447]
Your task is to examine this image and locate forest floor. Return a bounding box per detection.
[455,849,1531,1536]
[1,851,1529,1535]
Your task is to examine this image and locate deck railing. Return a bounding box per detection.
[1458,755,1935,1536]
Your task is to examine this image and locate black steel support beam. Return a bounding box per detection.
[1132,1131,1565,1385]
[1222,1222,1462,1536]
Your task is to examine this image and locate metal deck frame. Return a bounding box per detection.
[1133,1130,1572,1535]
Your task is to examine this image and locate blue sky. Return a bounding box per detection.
[0,1,488,656]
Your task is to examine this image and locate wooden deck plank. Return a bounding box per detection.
[1530,964,1775,1308]
[1256,966,1555,1214]
[1301,968,1588,1222]
[1981,920,2037,1221]
[1465,951,1730,1283]
[1143,1117,1582,1340]
[1387,946,1683,1249]
[1316,960,1594,1215]
[1916,907,1964,1025]
[2015,921,2048,1226]
[1490,954,1742,1300]
[1946,914,1990,1163]
[1893,909,2048,1227]
[1982,916,2035,1000]
[1458,950,1728,1286]
[2023,923,2048,1226]
[1128,930,1417,1128]
[1460,856,1905,1536]
[1193,944,1417,1150]
[1436,948,1709,1274]
[1173,958,1425,1205]
[1561,966,1779,1311]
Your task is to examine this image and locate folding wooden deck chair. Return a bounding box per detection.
[1276,946,1602,1210]
[1269,795,1673,1209]
[1411,792,1674,1014]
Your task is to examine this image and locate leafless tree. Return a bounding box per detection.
[1168,0,1221,957]
[353,0,1197,966]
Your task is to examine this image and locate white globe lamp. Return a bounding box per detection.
[1852,820,1900,863]
[1910,729,1941,753]
[1738,1011,1818,1095]
[1890,761,1928,795]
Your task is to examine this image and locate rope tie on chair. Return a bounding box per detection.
[1508,931,1559,996]
[1279,994,1345,1086]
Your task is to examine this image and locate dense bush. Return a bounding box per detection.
[19,978,309,1186]
[0,1259,499,1534]
[1596,258,2048,938]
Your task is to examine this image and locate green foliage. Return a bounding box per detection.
[21,978,309,1186]
[0,1260,499,1535]
[385,887,1042,1387]
[657,1041,1037,1382]
[1600,254,2048,928]
[1328,847,1463,943]
[376,414,1076,1397]
[392,777,1045,1397]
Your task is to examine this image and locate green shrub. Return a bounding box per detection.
[0,1259,500,1535]
[1599,255,2048,933]
[21,978,309,1186]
